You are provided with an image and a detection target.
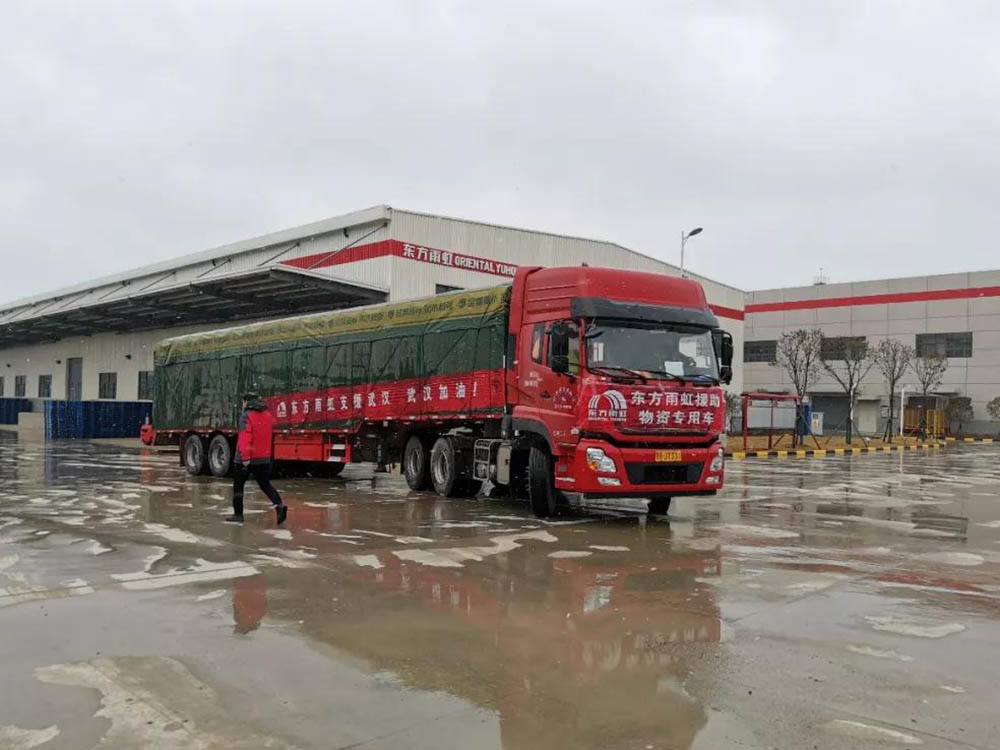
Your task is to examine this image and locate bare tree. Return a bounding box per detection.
[947,397,974,436]
[988,396,1000,422]
[872,339,913,440]
[725,392,741,433]
[772,329,823,446]
[821,337,875,445]
[910,354,948,435]
[773,329,823,397]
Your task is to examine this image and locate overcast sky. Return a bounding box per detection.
[2,1,999,304]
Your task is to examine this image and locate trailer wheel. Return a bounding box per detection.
[207,434,233,477]
[183,434,207,476]
[527,446,557,518]
[430,437,465,497]
[647,497,672,515]
[403,435,431,491]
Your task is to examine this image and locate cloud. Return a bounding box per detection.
[2,0,998,303]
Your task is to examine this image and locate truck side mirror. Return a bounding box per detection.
[713,330,734,384]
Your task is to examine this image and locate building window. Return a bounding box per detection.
[821,336,866,360]
[137,370,154,401]
[744,340,777,363]
[98,372,117,400]
[15,375,26,398]
[0,376,4,397]
[38,375,52,399]
[435,283,463,294]
[916,332,972,358]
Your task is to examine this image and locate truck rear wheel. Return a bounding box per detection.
[430,437,467,497]
[403,435,431,491]
[208,434,233,477]
[183,434,207,476]
[527,446,557,518]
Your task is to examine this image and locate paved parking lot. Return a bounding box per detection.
[1,431,999,749]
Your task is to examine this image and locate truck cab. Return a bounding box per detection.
[501,266,733,516]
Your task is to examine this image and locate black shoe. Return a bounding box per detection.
[276,504,288,526]
[224,514,245,523]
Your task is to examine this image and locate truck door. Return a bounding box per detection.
[518,321,580,449]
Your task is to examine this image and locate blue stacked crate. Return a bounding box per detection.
[0,398,32,425]
[43,400,152,439]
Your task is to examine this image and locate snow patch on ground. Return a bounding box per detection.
[865,614,966,639]
[918,552,984,567]
[0,724,60,749]
[846,645,914,662]
[821,719,922,745]
[718,524,800,539]
[393,530,558,568]
[142,524,200,544]
[195,589,226,602]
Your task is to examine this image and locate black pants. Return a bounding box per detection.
[233,462,283,516]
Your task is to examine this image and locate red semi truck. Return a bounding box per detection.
[153,265,733,517]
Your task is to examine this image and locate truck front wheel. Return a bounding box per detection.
[208,434,233,477]
[183,434,207,476]
[527,446,557,518]
[403,435,431,491]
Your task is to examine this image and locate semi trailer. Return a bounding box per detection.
[152,265,733,517]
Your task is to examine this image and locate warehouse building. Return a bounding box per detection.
[0,205,746,425]
[743,269,1000,435]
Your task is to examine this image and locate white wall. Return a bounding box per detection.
[743,269,1000,431]
[1,322,227,401]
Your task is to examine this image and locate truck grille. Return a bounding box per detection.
[625,462,704,485]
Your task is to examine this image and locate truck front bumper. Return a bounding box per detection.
[553,439,725,497]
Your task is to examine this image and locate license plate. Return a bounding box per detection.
[654,450,682,462]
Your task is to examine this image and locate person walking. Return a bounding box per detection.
[226,393,287,525]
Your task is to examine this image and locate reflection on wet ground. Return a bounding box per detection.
[2,431,1000,749]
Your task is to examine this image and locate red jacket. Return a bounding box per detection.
[236,403,274,464]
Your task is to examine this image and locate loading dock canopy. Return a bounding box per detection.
[0,267,387,348]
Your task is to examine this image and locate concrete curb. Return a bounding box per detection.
[944,436,996,445]
[726,441,948,460]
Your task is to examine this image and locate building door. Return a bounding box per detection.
[66,358,83,401]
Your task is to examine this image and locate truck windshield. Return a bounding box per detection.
[585,320,719,382]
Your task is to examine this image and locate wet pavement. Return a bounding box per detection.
[1,432,999,749]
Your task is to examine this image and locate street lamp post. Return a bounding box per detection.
[680,227,703,277]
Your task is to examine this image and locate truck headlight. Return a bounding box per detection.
[586,447,617,473]
[709,447,724,472]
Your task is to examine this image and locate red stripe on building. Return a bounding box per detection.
[746,285,1000,314]
[709,304,744,321]
[283,239,744,320]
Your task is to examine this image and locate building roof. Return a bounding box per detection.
[0,204,740,348]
